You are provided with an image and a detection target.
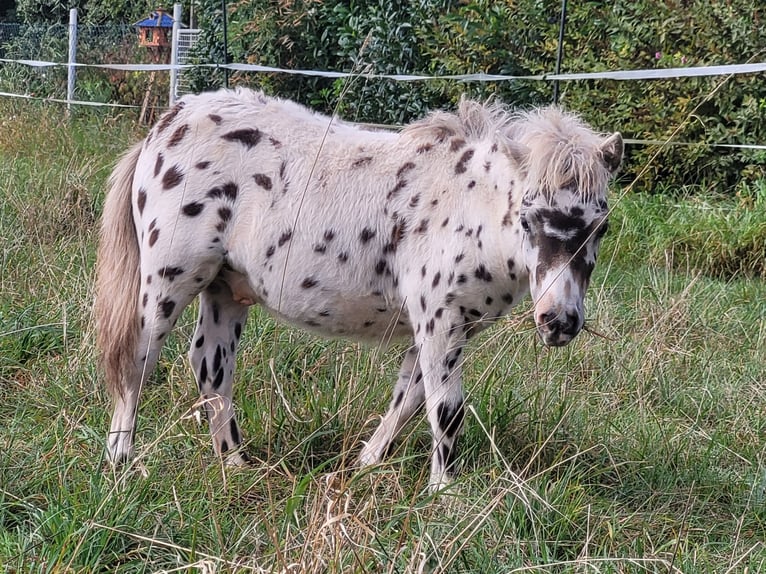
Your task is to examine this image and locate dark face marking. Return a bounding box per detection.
[182,202,205,217]
[167,124,189,148]
[254,173,272,190]
[162,165,184,190]
[137,189,147,214]
[222,128,262,149]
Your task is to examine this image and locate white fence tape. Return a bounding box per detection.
[2,56,765,150]
[2,57,765,82]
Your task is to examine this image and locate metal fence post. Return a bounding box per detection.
[67,8,77,110]
[169,3,182,106]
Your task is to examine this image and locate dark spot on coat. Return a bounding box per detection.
[474,264,493,282]
[338,252,348,263]
[153,154,164,177]
[301,277,318,289]
[265,245,275,258]
[352,156,373,168]
[313,244,327,254]
[323,230,335,242]
[199,357,208,383]
[158,266,184,281]
[417,143,433,154]
[182,201,205,217]
[208,114,222,124]
[207,182,238,200]
[416,219,429,233]
[212,368,224,389]
[222,128,262,149]
[254,173,272,190]
[450,138,466,152]
[397,162,416,178]
[455,149,475,174]
[168,124,189,147]
[159,297,176,319]
[375,259,387,275]
[195,160,211,170]
[278,230,293,247]
[156,101,185,133]
[162,165,184,190]
[195,335,205,348]
[432,272,441,288]
[148,228,159,247]
[230,419,241,444]
[137,189,147,214]
[360,228,376,243]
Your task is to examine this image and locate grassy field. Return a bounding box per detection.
[0,101,764,573]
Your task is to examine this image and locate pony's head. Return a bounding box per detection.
[510,108,623,347]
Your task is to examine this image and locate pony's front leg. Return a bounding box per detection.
[415,315,467,492]
[359,344,425,466]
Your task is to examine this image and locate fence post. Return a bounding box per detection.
[67,8,77,111]
[169,3,182,106]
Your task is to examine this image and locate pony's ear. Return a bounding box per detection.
[600,132,623,174]
[501,140,530,178]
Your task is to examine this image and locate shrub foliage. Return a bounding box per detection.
[202,0,765,192]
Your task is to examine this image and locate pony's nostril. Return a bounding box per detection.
[539,311,557,327]
[562,312,580,336]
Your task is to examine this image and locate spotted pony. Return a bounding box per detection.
[95,88,622,490]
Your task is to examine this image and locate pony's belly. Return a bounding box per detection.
[262,290,412,342]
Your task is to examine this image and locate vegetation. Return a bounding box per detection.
[0,96,764,571]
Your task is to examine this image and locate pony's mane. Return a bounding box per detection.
[507,107,611,201]
[403,99,610,201]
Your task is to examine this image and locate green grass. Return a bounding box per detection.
[1,101,764,573]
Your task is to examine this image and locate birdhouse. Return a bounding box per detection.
[135,8,174,48]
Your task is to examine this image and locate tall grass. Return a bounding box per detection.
[0,101,764,572]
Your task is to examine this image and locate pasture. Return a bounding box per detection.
[0,100,764,573]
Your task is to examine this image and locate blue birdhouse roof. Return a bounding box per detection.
[134,10,175,28]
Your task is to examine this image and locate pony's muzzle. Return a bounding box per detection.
[536,310,582,347]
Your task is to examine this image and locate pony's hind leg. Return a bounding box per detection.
[359,345,425,466]
[107,273,205,465]
[189,277,250,465]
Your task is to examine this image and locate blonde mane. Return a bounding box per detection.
[404,100,611,201]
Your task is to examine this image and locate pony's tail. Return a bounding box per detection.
[95,142,143,399]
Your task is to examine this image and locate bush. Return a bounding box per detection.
[211,0,765,192]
